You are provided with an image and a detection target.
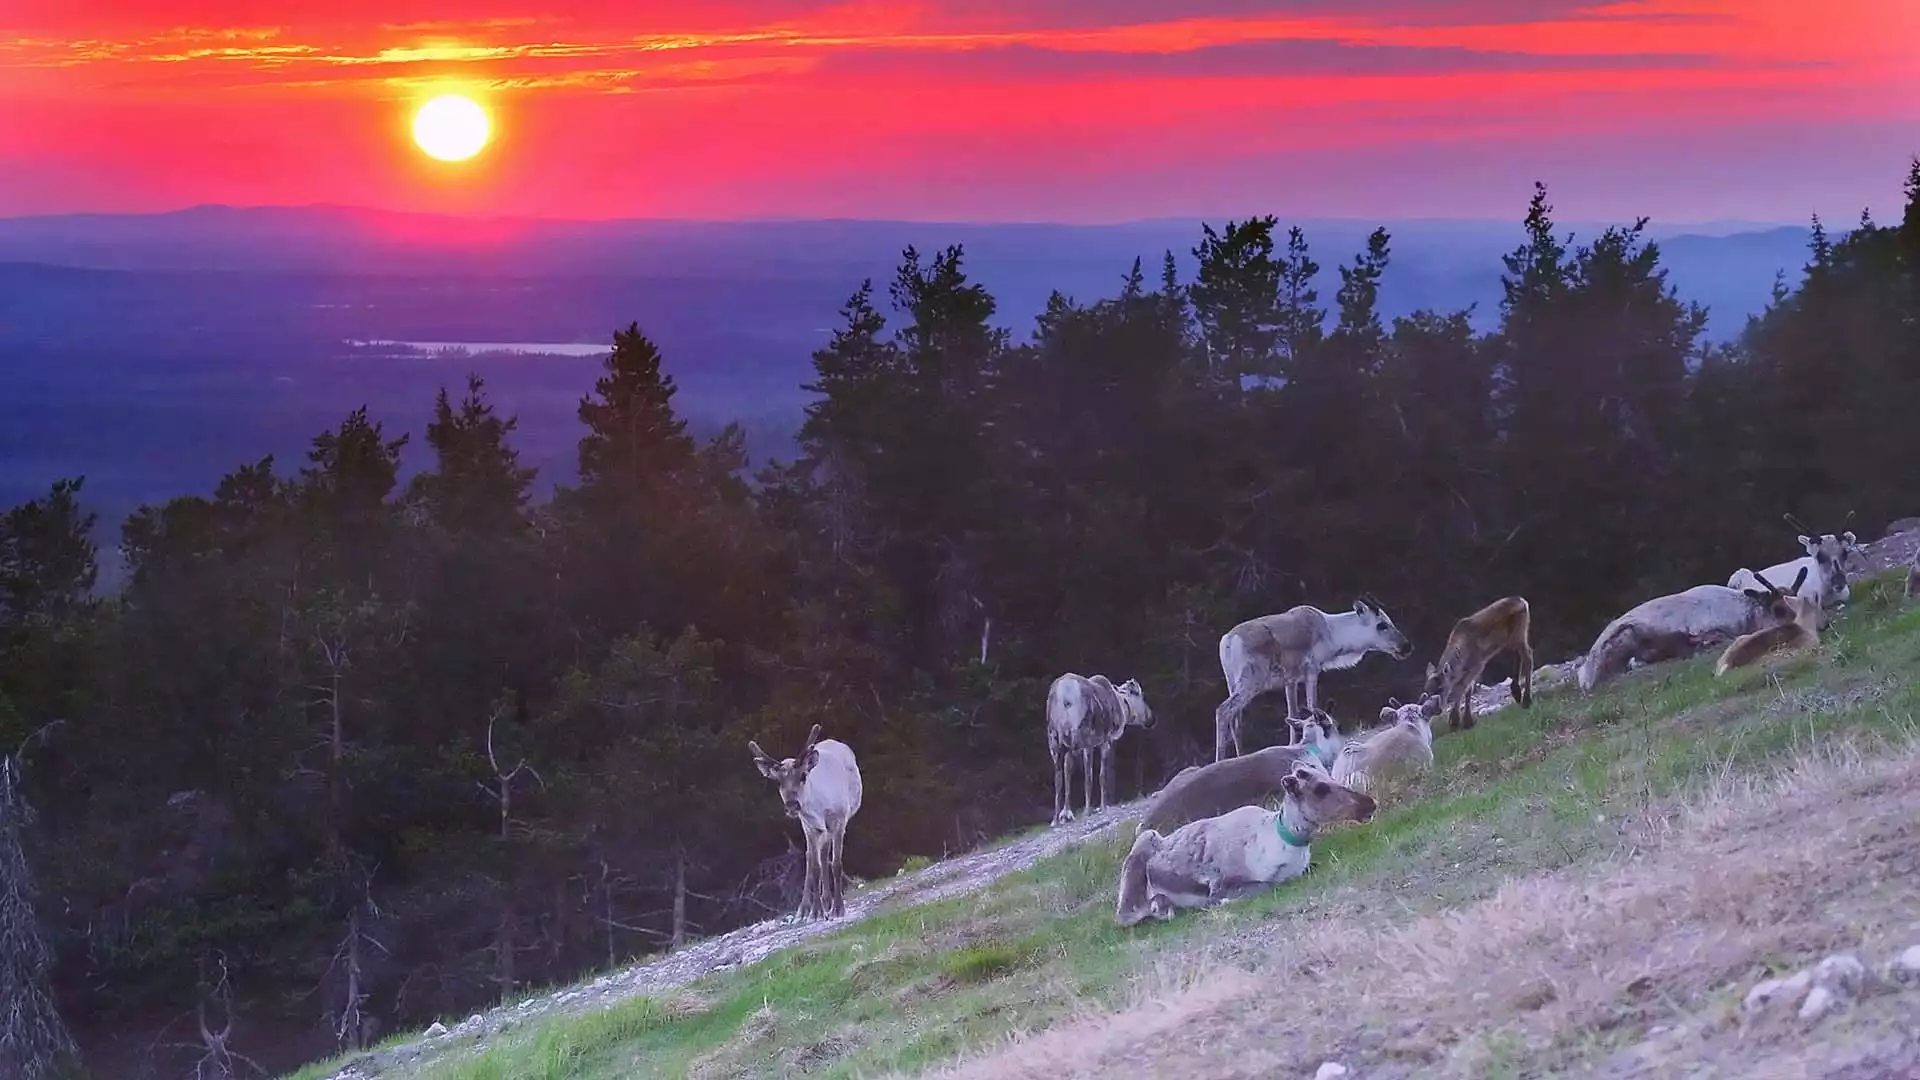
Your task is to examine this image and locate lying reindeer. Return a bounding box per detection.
[1115,757,1376,927]
[1136,712,1343,836]
[748,724,863,921]
[1424,595,1535,733]
[1727,511,1863,609]
[1578,565,1812,693]
[1715,571,1826,675]
[1326,700,1438,798]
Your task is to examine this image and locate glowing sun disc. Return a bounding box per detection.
[413,94,490,162]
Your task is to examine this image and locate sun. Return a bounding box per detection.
[413,94,491,162]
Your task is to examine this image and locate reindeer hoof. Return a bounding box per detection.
[1054,810,1075,826]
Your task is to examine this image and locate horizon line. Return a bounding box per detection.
[0,200,1809,233]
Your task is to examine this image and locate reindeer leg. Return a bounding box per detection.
[799,829,821,921]
[1100,742,1116,812]
[1303,670,1320,719]
[823,827,843,918]
[1519,644,1535,708]
[1081,748,1096,818]
[1059,737,1075,822]
[1213,691,1246,763]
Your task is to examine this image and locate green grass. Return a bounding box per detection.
[349,572,1920,1080]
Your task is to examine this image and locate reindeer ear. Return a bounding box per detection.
[1380,706,1396,725]
[802,747,820,771]
[1281,773,1302,797]
[748,741,778,778]
[1352,598,1370,615]
[1843,530,1858,544]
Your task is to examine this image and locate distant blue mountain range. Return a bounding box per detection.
[0,205,1815,580]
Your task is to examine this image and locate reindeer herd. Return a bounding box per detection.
[744,512,1874,928]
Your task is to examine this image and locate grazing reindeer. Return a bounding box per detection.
[1136,711,1341,836]
[1046,674,1154,826]
[1423,596,1536,733]
[1212,595,1412,762]
[1716,573,1827,675]
[1727,512,1864,609]
[748,724,863,921]
[1578,566,1810,693]
[1115,757,1376,926]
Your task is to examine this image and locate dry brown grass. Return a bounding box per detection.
[910,735,1920,1080]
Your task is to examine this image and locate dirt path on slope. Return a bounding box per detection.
[315,801,1148,1079]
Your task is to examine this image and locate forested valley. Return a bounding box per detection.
[3,164,1918,1076]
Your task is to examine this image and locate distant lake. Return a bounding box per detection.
[347,339,612,358]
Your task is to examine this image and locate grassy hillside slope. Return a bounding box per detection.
[295,568,1920,1080]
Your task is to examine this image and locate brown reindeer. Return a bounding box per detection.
[1715,567,1823,675]
[1422,596,1535,733]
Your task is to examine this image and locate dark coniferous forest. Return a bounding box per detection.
[3,166,1919,1074]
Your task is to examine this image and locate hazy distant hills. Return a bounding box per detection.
[0,205,1814,571]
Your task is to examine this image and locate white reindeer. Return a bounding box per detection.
[1115,756,1376,926]
[1303,702,1437,797]
[1727,513,1864,609]
[748,724,863,921]
[1046,673,1153,826]
[1578,566,1810,693]
[1212,595,1412,762]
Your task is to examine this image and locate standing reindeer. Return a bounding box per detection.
[748,724,863,921]
[1212,595,1412,762]
[1046,674,1153,826]
[1423,595,1535,733]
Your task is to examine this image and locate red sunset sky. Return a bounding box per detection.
[1,0,1915,223]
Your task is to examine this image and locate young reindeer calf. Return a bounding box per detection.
[1716,566,1822,675]
[1115,757,1375,926]
[748,724,863,921]
[1423,595,1535,733]
[1322,700,1438,799]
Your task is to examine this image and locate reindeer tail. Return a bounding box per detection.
[1114,829,1164,927]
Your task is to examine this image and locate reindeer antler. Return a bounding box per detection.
[1783,511,1812,535]
[800,723,823,756]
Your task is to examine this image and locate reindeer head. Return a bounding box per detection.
[1281,760,1377,826]
[1352,594,1412,660]
[1297,708,1341,763]
[748,723,823,819]
[1381,694,1440,727]
[1113,678,1155,730]
[1787,511,1864,578]
[1741,566,1810,627]
[1421,661,1446,697]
